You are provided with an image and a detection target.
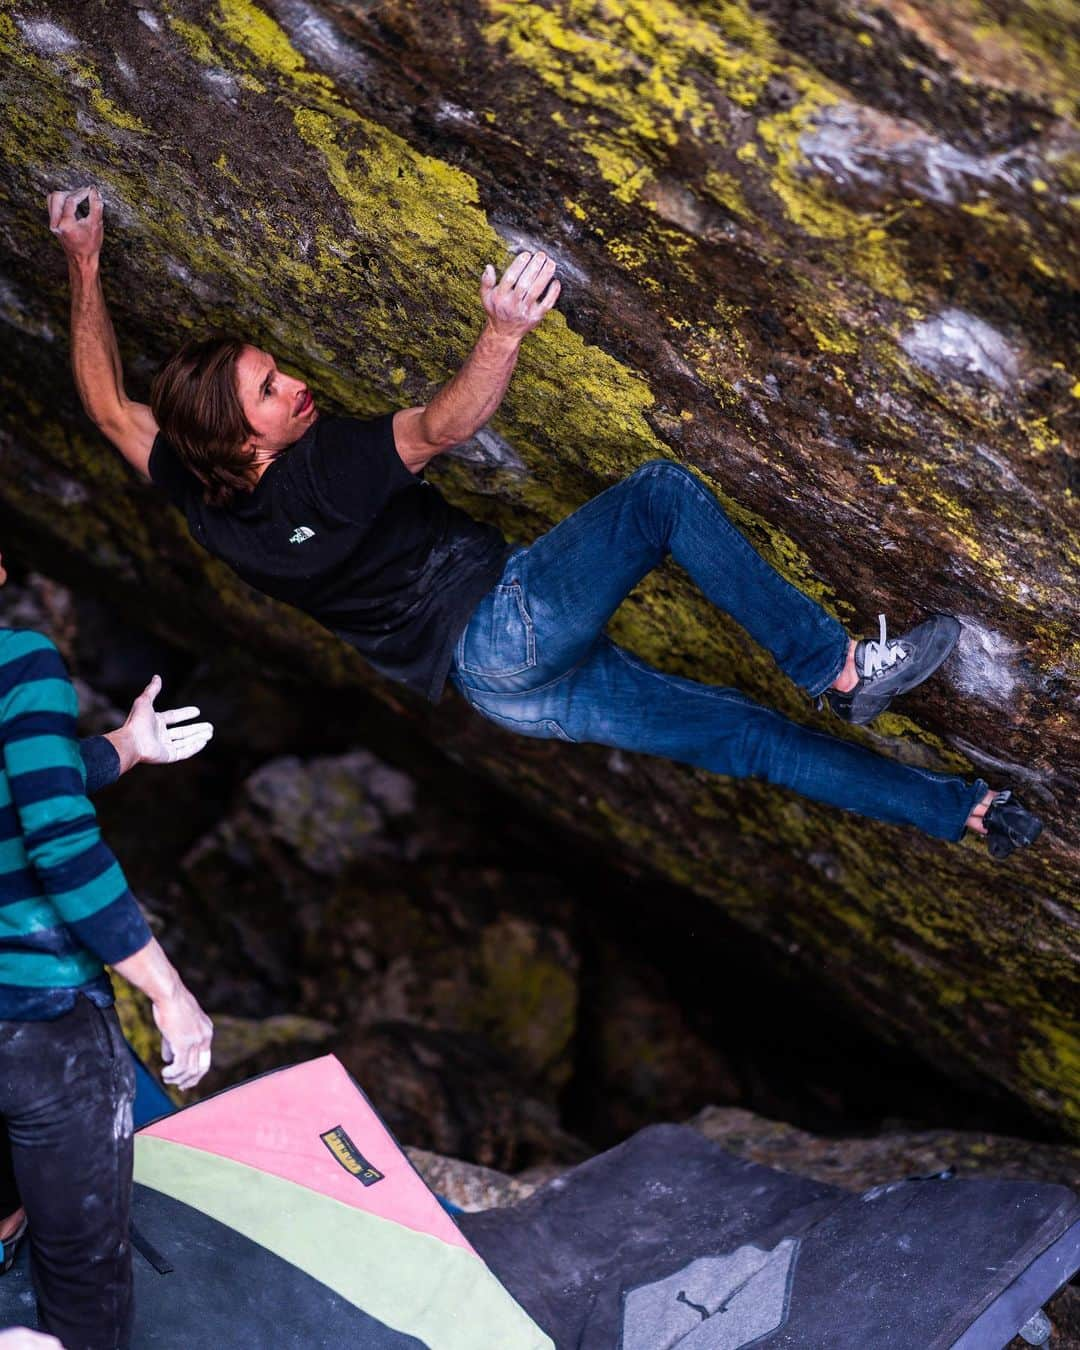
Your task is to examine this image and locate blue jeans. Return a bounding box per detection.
[450,461,987,842]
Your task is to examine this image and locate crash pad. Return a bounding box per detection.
[460,1124,1080,1350]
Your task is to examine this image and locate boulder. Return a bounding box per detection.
[0,0,1076,1138]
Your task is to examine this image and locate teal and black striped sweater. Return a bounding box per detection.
[0,628,151,1019]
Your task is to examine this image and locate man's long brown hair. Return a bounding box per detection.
[150,336,256,508]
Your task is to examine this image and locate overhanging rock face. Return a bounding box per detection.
[0,2,1077,1135]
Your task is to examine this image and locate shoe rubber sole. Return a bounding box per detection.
[987,809,1044,860]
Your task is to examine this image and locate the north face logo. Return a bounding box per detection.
[289,526,315,544]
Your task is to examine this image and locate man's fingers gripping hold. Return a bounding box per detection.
[513,251,550,297]
[524,255,558,304]
[500,250,534,291]
[46,192,65,232]
[537,277,562,314]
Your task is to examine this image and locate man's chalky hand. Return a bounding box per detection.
[156,985,214,1092]
[480,250,560,340]
[46,185,104,260]
[122,675,213,766]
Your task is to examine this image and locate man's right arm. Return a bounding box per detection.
[48,187,158,479]
[392,250,560,475]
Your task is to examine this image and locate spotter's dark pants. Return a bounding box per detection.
[0,995,136,1350]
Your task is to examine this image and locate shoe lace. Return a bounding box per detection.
[860,614,908,680]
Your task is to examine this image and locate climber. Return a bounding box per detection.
[48,185,1041,860]
[0,537,215,1349]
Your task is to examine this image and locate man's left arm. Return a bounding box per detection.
[79,675,213,792]
[392,250,560,475]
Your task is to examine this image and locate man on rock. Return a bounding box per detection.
[0,548,215,1349]
[48,186,1041,860]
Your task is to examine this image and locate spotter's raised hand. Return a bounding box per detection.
[122,675,214,766]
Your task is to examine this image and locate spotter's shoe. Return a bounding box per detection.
[983,789,1043,860]
[824,613,961,725]
[0,1214,27,1275]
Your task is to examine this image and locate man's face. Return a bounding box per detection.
[0,552,7,587]
[234,346,319,457]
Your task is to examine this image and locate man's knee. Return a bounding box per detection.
[628,460,706,515]
[629,458,694,485]
[624,460,709,544]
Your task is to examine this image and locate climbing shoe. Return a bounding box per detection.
[824,613,961,725]
[0,1213,27,1275]
[983,790,1043,860]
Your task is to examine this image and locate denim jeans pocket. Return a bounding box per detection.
[457,581,537,678]
[476,707,576,742]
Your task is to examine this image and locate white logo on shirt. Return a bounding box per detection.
[289,526,316,544]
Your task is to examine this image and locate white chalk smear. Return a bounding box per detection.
[114,1094,134,1142]
[449,427,528,476]
[268,0,369,77]
[492,224,590,287]
[944,616,1022,704]
[201,67,240,98]
[900,308,1019,391]
[16,17,79,54]
[800,103,1032,208]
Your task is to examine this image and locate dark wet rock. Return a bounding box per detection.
[200,1011,337,1073]
[102,735,589,1154]
[162,744,583,1087]
[572,940,745,1141]
[404,1146,536,1211]
[688,1105,1080,1194]
[244,751,414,874]
[333,1020,588,1172]
[0,0,1076,1143]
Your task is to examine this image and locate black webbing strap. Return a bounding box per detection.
[129,1220,174,1275]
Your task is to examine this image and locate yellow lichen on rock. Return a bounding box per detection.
[483,0,777,202]
[752,75,915,303]
[214,0,327,86]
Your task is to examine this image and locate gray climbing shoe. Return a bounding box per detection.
[824,613,961,725]
[983,790,1043,860]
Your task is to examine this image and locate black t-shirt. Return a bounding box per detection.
[148,413,512,701]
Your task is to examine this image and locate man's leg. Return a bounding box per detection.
[0,998,136,1350]
[461,637,987,841]
[458,459,848,698]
